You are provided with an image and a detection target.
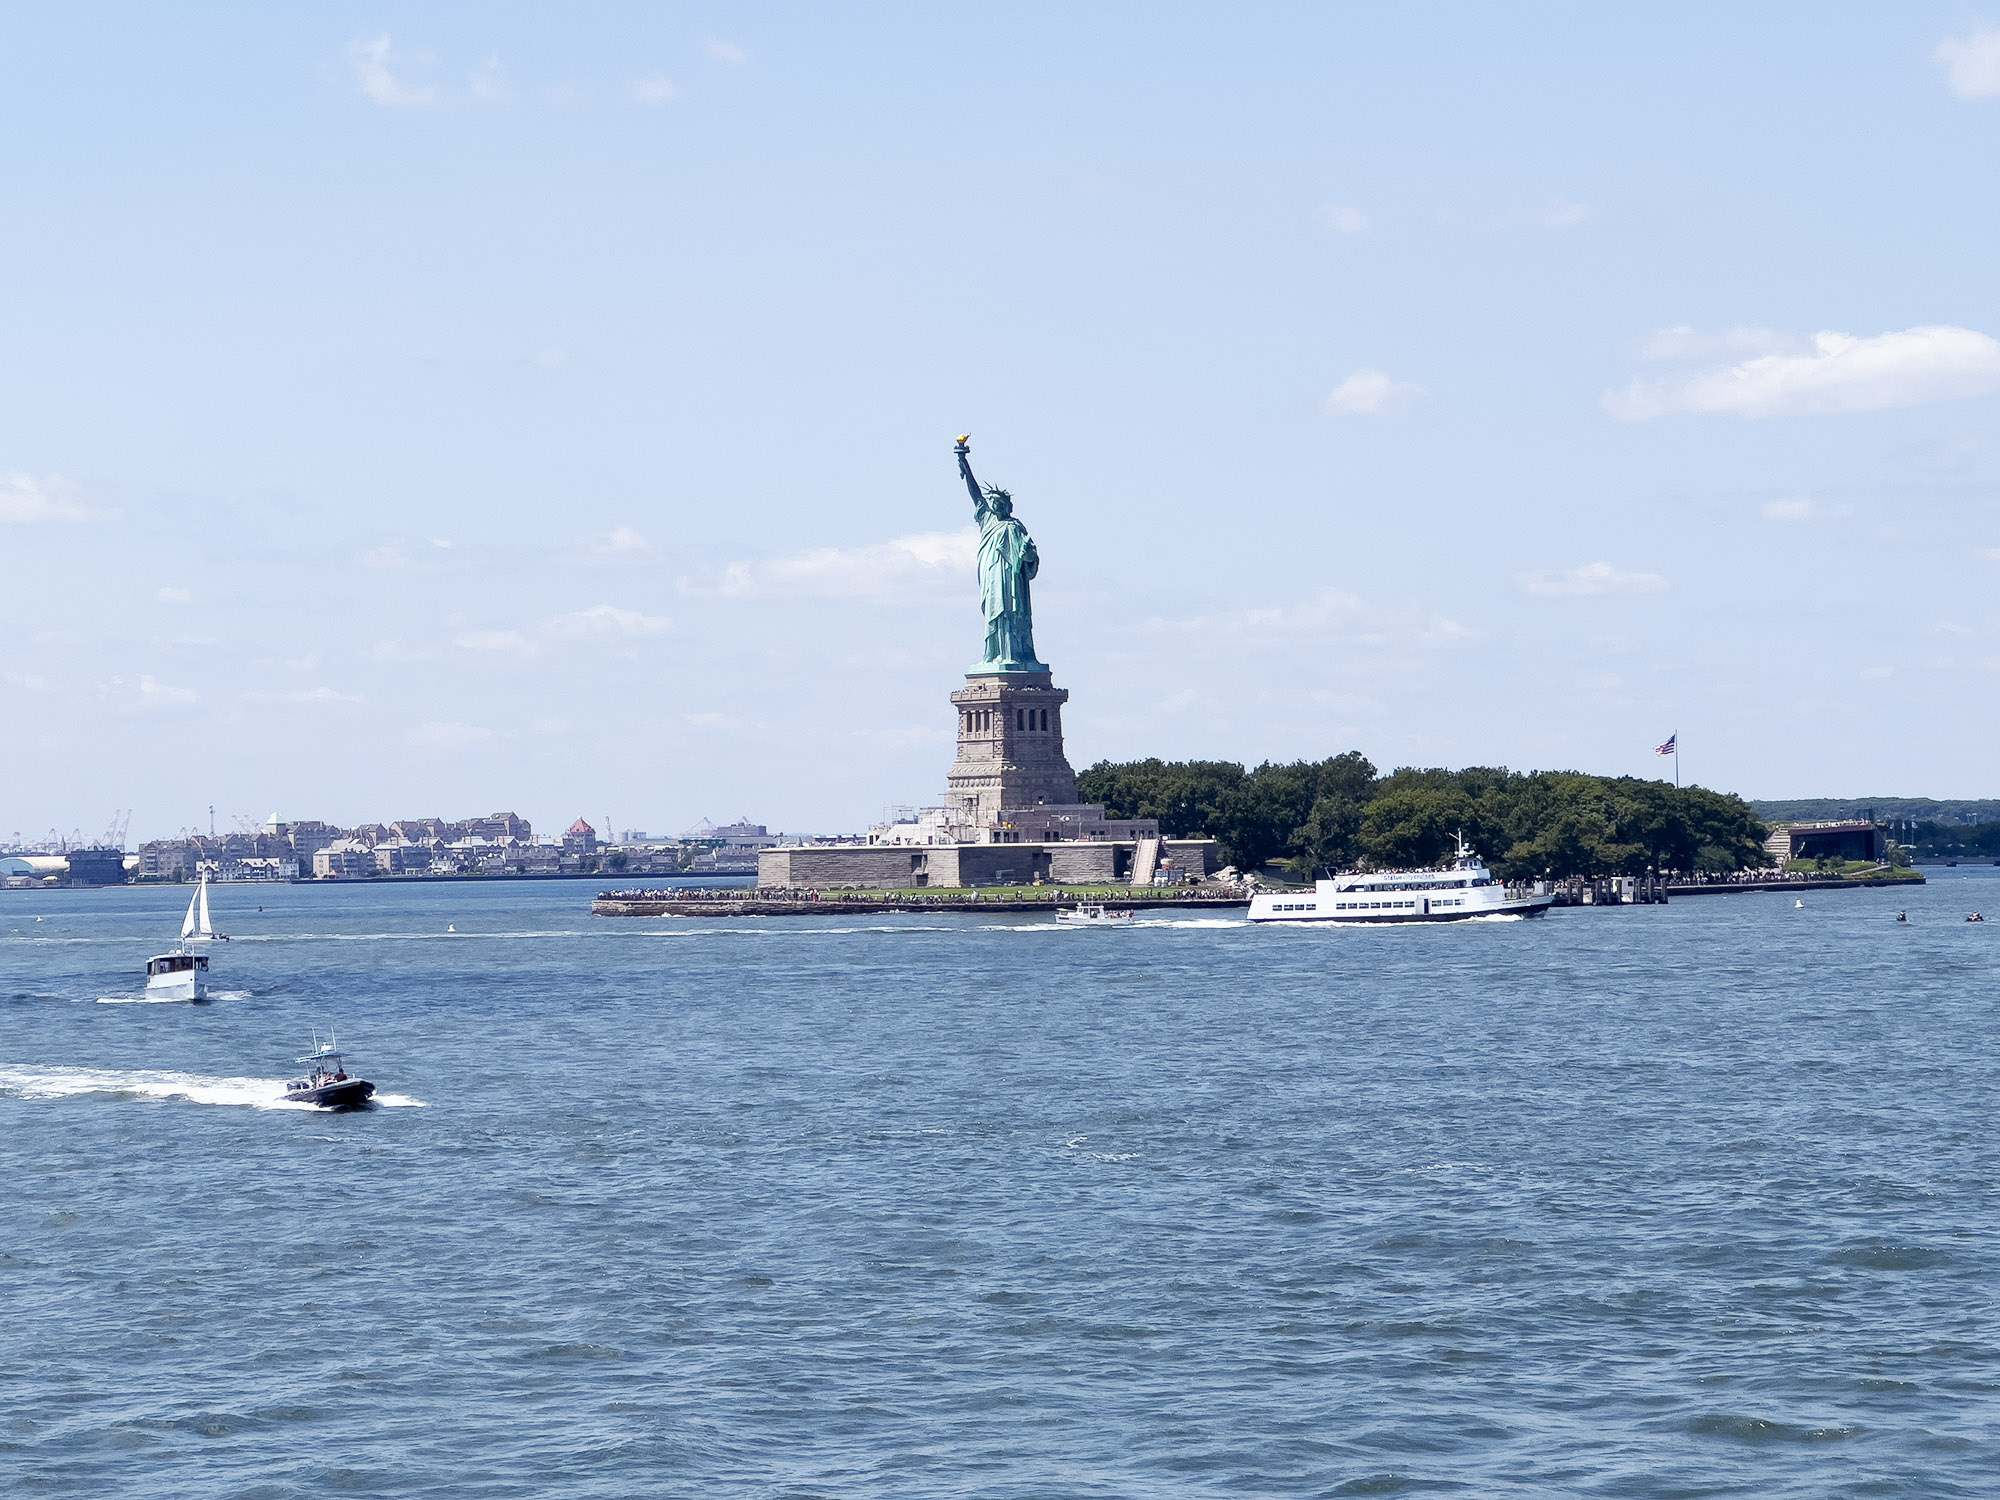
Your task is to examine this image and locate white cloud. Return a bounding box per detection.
[533,346,568,369]
[543,604,673,639]
[468,54,511,102]
[531,716,570,736]
[1191,588,1367,636]
[452,629,541,658]
[348,35,437,108]
[1149,588,1477,656]
[1315,202,1369,234]
[0,472,91,523]
[1635,325,1793,362]
[1603,325,2000,419]
[4,671,48,692]
[705,37,750,64]
[1938,26,2000,98]
[587,525,652,556]
[631,75,678,104]
[849,725,955,751]
[1325,369,1428,416]
[1518,561,1667,597]
[360,542,420,570]
[688,711,747,730]
[371,639,438,662]
[242,686,364,706]
[407,721,493,752]
[156,587,193,605]
[101,675,199,712]
[1537,199,1591,228]
[1763,498,1815,522]
[708,527,978,601]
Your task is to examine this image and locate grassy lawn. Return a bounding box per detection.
[1787,861,1924,882]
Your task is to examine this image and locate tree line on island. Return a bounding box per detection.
[1075,755,1774,880]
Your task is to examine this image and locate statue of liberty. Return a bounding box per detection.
[955,436,1044,673]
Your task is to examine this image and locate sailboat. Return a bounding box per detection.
[181,871,228,943]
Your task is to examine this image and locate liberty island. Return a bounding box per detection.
[755,438,1218,890]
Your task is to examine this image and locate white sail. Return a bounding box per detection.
[196,875,213,937]
[180,884,200,939]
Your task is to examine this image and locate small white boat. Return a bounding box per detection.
[285,1029,375,1109]
[1056,903,1135,926]
[143,874,224,1000]
[1247,833,1555,925]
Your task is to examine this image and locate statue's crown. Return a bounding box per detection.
[983,484,1011,503]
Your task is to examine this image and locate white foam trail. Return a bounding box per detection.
[93,987,251,1005]
[0,1064,424,1110]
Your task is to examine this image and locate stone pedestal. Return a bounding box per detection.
[946,672,1078,830]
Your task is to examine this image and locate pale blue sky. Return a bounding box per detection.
[6,4,2000,843]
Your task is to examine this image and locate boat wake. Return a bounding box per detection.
[0,1064,426,1110]
[986,916,1249,932]
[94,987,249,1005]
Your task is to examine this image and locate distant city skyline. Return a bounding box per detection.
[6,6,2000,843]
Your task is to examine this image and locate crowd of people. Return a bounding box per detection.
[598,883,1236,906]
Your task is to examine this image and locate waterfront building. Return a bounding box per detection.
[1763,820,1887,866]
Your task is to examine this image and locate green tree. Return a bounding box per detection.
[1076,758,1245,838]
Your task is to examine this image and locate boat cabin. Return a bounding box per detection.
[146,953,209,978]
[290,1044,352,1089]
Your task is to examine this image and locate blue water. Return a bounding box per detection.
[4,873,1999,1498]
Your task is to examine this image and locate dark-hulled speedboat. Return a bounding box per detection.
[285,1031,375,1109]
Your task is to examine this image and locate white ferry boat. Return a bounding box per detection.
[1247,834,1554,925]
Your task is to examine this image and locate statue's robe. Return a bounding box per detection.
[976,506,1041,669]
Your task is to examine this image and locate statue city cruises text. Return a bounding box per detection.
[1247,834,1555,925]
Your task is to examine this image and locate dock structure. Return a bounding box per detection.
[592,889,1248,918]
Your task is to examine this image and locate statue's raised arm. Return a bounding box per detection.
[954,435,985,514]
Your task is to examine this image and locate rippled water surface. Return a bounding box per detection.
[5,873,1999,1498]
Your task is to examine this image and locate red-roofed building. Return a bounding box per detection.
[563,818,597,854]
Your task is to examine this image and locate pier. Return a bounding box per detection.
[592,888,1249,918]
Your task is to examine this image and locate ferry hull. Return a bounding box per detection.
[144,975,208,1002]
[1267,898,1556,925]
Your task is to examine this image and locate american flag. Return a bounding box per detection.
[1655,734,1677,756]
